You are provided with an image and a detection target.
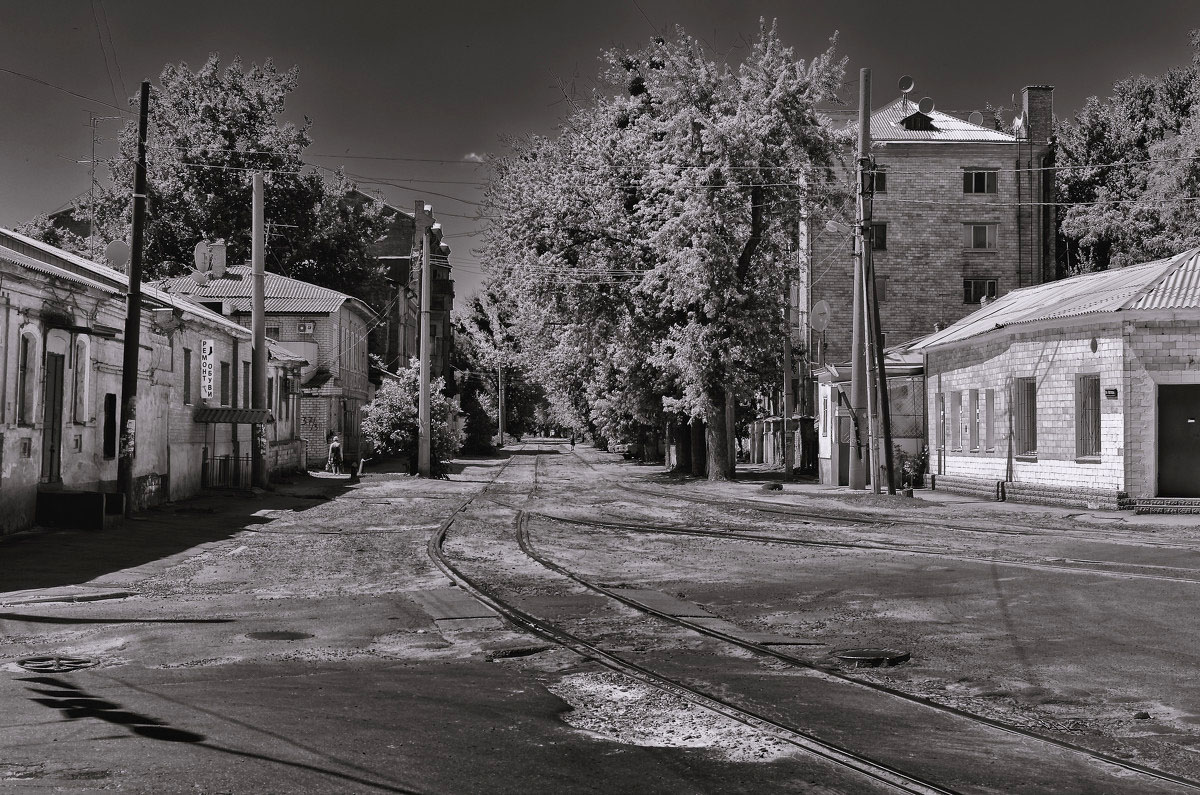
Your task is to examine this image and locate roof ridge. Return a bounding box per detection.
[1117,246,1200,310]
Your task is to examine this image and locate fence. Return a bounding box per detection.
[202,454,252,489]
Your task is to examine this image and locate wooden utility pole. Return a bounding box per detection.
[849,68,870,490]
[251,172,269,488]
[117,81,149,516]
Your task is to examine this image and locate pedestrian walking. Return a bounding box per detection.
[570,433,575,450]
[327,433,343,475]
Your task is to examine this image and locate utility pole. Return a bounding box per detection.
[498,364,506,446]
[251,172,269,488]
[865,194,896,495]
[848,68,870,491]
[782,270,795,482]
[414,201,435,476]
[117,81,149,516]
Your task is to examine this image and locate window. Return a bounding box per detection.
[984,389,995,451]
[103,393,117,458]
[1015,377,1037,456]
[950,391,962,450]
[1077,374,1101,458]
[73,338,88,423]
[964,224,997,250]
[871,167,887,194]
[969,389,980,451]
[874,274,888,302]
[266,326,280,339]
[963,169,997,194]
[243,361,251,407]
[870,223,887,250]
[267,377,274,411]
[17,333,36,425]
[183,348,193,404]
[821,396,829,438]
[963,279,997,304]
[220,361,231,406]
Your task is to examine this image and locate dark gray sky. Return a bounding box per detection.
[2,0,1196,295]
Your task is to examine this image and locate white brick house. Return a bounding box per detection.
[911,247,1200,509]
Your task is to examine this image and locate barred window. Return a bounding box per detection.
[1077,374,1101,458]
[1015,377,1037,456]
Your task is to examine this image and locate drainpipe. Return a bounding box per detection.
[1,286,9,424]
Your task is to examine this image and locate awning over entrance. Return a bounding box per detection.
[193,407,275,424]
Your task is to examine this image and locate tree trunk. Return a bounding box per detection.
[705,384,732,481]
[674,419,691,473]
[689,420,707,477]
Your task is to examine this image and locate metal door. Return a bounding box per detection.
[1158,384,1200,497]
[41,352,65,482]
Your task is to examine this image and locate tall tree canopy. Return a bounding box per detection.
[481,21,847,479]
[21,54,388,302]
[1056,32,1200,271]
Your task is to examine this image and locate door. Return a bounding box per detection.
[1158,384,1200,497]
[40,352,65,482]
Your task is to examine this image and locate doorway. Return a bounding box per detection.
[1158,384,1200,497]
[41,352,65,482]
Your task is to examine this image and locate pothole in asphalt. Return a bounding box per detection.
[246,631,313,641]
[546,671,798,762]
[831,648,910,668]
[16,655,98,673]
[487,644,554,660]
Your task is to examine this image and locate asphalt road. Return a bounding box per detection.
[2,443,1199,793]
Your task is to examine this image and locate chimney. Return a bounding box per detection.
[1022,85,1054,146]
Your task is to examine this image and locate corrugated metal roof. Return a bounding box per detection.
[912,248,1200,350]
[871,97,1017,143]
[268,338,308,365]
[0,245,120,293]
[154,265,377,321]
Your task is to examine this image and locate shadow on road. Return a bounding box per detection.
[0,473,353,595]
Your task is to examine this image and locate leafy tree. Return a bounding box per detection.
[20,54,388,304]
[1055,32,1200,271]
[360,364,463,476]
[481,21,847,479]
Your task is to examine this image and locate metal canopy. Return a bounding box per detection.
[192,407,275,424]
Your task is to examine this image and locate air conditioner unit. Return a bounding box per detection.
[298,321,315,334]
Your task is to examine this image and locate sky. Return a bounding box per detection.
[1,0,1197,298]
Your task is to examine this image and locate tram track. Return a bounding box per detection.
[428,453,958,794]
[515,508,1200,792]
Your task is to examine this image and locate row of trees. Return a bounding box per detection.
[480,22,850,479]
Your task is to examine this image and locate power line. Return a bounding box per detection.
[0,66,135,114]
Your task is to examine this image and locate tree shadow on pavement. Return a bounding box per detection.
[0,473,354,595]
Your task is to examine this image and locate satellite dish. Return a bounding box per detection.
[809,299,831,332]
[209,240,227,278]
[104,240,130,269]
[968,110,985,126]
[897,75,915,94]
[1013,110,1028,136]
[917,96,935,115]
[192,270,210,286]
[193,241,211,272]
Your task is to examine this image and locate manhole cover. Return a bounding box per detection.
[833,648,910,667]
[17,655,97,672]
[246,631,313,641]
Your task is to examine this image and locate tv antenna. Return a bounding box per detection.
[897,75,914,113]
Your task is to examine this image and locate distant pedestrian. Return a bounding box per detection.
[327,434,343,475]
[570,433,575,450]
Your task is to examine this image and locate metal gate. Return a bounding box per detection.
[202,454,252,489]
[1158,384,1200,497]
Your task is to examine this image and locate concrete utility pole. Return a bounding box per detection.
[117,81,149,516]
[782,270,795,482]
[848,68,870,491]
[251,172,268,488]
[865,217,896,495]
[414,201,435,476]
[498,364,506,446]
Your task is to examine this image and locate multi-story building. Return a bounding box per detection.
[156,267,376,466]
[806,85,1056,365]
[360,194,455,384]
[0,229,305,534]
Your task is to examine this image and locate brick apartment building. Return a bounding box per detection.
[156,267,376,466]
[912,247,1200,511]
[806,85,1056,366]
